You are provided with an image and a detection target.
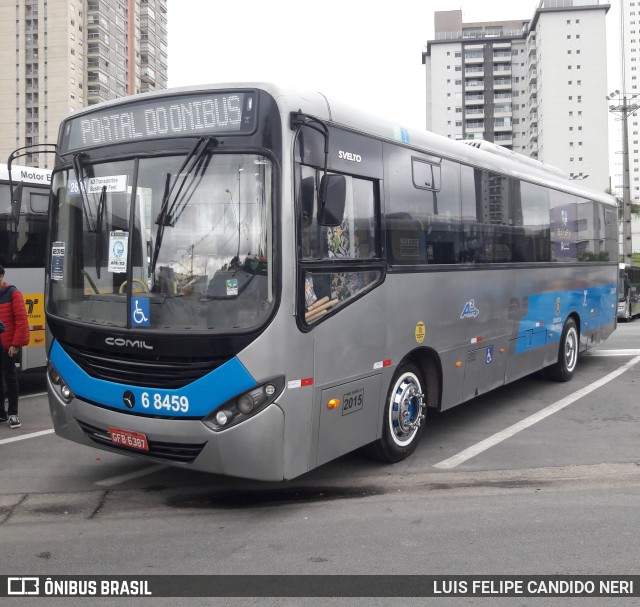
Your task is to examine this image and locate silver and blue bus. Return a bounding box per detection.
[0,162,51,371]
[45,83,618,480]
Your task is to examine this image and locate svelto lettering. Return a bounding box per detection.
[338,150,362,163]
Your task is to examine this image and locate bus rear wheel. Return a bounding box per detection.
[547,317,579,382]
[366,362,426,463]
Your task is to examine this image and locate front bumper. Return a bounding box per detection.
[48,380,286,481]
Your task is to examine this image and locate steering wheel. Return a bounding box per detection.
[118,279,150,294]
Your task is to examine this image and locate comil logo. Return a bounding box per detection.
[8,577,39,595]
[105,337,153,350]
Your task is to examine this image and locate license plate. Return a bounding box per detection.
[108,427,149,451]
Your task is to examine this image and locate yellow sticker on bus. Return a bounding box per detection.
[23,293,45,348]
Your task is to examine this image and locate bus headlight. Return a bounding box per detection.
[48,363,75,403]
[215,410,232,426]
[203,376,285,431]
[48,363,62,385]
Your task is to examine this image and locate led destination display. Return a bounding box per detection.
[60,91,256,153]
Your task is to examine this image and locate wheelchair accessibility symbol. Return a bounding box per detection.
[131,298,150,327]
[485,345,494,365]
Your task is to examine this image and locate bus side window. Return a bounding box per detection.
[17,229,46,265]
[301,174,380,324]
[299,172,321,260]
[300,176,316,237]
[386,212,426,264]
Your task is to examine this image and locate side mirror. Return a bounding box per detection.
[11,182,24,227]
[318,174,346,227]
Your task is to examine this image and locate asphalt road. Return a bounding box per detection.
[2,322,640,605]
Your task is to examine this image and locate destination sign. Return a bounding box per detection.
[60,91,257,153]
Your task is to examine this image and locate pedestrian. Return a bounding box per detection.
[0,265,30,429]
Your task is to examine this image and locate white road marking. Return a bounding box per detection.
[7,390,167,485]
[0,429,55,445]
[22,391,47,399]
[0,392,50,443]
[587,349,640,357]
[0,420,166,486]
[96,464,167,487]
[434,355,640,470]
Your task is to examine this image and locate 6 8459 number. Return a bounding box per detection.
[141,392,189,413]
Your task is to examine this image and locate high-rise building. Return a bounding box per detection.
[422,1,610,193]
[0,0,168,168]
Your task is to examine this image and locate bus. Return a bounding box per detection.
[44,83,618,480]
[0,162,51,371]
[618,263,640,321]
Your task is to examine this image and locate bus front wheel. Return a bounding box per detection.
[547,317,579,382]
[366,362,426,463]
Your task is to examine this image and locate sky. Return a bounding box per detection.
[166,0,623,179]
[166,0,544,129]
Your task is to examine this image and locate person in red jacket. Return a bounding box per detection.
[0,265,30,429]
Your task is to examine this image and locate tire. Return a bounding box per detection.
[547,317,579,382]
[366,362,426,463]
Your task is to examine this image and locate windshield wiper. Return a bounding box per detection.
[94,185,107,279]
[156,137,213,227]
[170,151,212,227]
[150,171,172,280]
[72,153,97,232]
[150,137,214,278]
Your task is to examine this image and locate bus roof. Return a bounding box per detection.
[60,81,617,207]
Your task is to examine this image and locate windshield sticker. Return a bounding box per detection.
[131,297,150,327]
[226,279,238,296]
[68,180,82,196]
[108,230,129,273]
[51,241,65,281]
[460,299,480,319]
[88,175,128,194]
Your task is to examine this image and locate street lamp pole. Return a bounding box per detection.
[607,89,639,265]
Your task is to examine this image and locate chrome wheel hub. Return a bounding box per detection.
[390,373,424,444]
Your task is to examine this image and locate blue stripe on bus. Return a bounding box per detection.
[514,284,616,354]
[49,339,258,418]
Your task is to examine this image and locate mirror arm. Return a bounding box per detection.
[290,112,330,206]
[7,143,57,201]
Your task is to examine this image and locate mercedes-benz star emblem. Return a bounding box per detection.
[123,390,135,409]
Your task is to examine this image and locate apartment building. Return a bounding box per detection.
[0,0,168,168]
[422,1,611,193]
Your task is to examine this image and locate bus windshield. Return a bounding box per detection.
[48,152,274,332]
